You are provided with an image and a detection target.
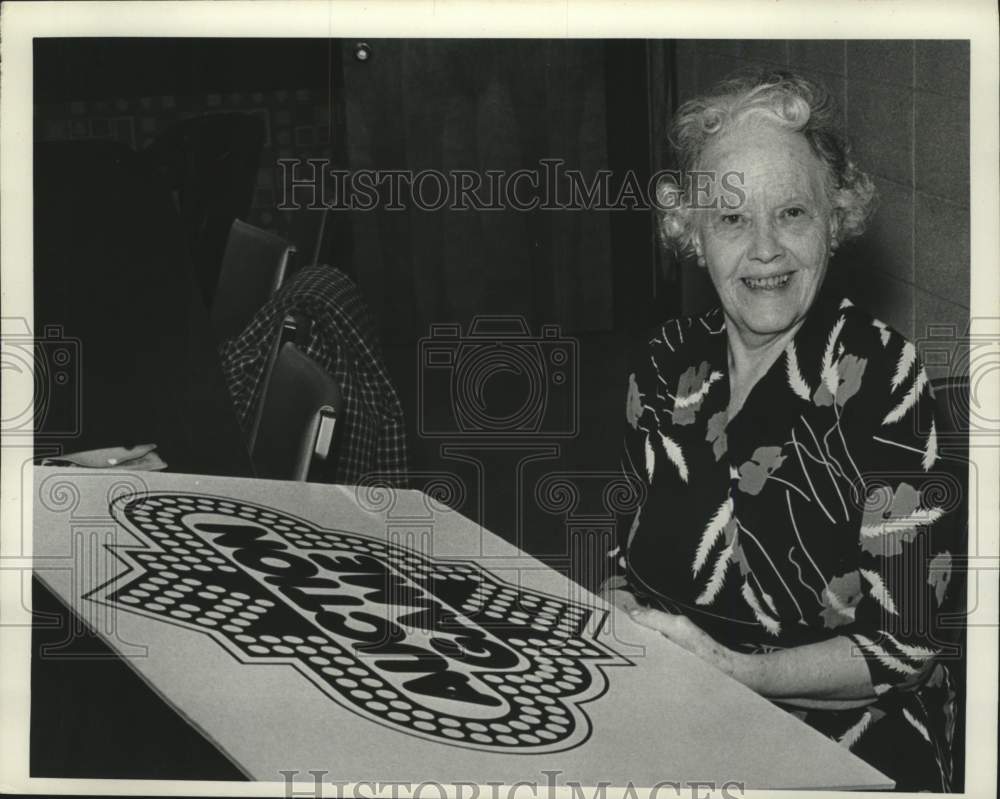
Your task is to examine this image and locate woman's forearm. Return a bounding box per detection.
[731,635,876,702]
[622,594,883,707]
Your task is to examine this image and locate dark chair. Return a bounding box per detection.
[250,334,343,482]
[246,313,304,452]
[210,219,296,344]
[929,376,970,791]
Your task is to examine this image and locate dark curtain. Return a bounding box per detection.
[337,39,619,343]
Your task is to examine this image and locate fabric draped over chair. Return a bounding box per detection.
[220,265,409,487]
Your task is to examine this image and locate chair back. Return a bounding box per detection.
[251,341,343,481]
[210,219,296,343]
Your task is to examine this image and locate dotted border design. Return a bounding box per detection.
[86,492,631,753]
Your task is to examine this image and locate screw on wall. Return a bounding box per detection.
[354,42,372,63]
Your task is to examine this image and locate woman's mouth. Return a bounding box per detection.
[742,272,792,291]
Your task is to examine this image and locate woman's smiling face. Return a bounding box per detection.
[694,117,837,350]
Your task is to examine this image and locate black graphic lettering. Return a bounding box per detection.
[90,493,630,753]
[403,670,503,707]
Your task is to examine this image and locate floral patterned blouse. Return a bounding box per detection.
[612,291,959,791]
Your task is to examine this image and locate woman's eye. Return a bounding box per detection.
[782,207,807,219]
[720,214,743,225]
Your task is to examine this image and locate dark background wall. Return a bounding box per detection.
[671,40,971,381]
[33,38,669,346]
[34,39,341,268]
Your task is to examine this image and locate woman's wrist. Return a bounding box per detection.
[725,649,763,690]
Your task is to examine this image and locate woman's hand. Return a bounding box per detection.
[598,576,646,615]
[628,607,743,680]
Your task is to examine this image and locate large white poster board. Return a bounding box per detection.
[31,466,891,789]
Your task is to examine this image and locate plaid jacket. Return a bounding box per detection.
[219,265,409,487]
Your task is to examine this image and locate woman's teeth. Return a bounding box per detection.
[742,273,791,290]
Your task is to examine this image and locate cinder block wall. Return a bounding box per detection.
[672,40,970,380]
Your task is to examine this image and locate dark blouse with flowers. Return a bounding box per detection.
[612,292,959,791]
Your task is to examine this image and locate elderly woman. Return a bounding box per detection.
[608,70,958,791]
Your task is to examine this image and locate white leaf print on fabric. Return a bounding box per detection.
[892,341,917,390]
[693,497,733,575]
[759,586,779,615]
[674,370,723,408]
[861,506,945,541]
[626,506,642,547]
[741,580,781,636]
[660,432,689,482]
[923,419,939,471]
[644,435,655,481]
[785,341,812,401]
[695,543,734,605]
[882,631,937,661]
[674,364,721,426]
[852,634,919,676]
[872,318,891,347]
[838,709,873,750]
[860,568,899,616]
[821,315,847,396]
[902,708,933,744]
[883,368,928,425]
[839,298,854,309]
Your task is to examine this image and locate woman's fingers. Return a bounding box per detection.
[604,587,642,614]
[628,609,718,657]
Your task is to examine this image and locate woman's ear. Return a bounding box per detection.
[828,212,841,253]
[693,231,707,268]
[828,191,847,252]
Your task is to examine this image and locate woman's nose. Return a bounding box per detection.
[748,220,783,263]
